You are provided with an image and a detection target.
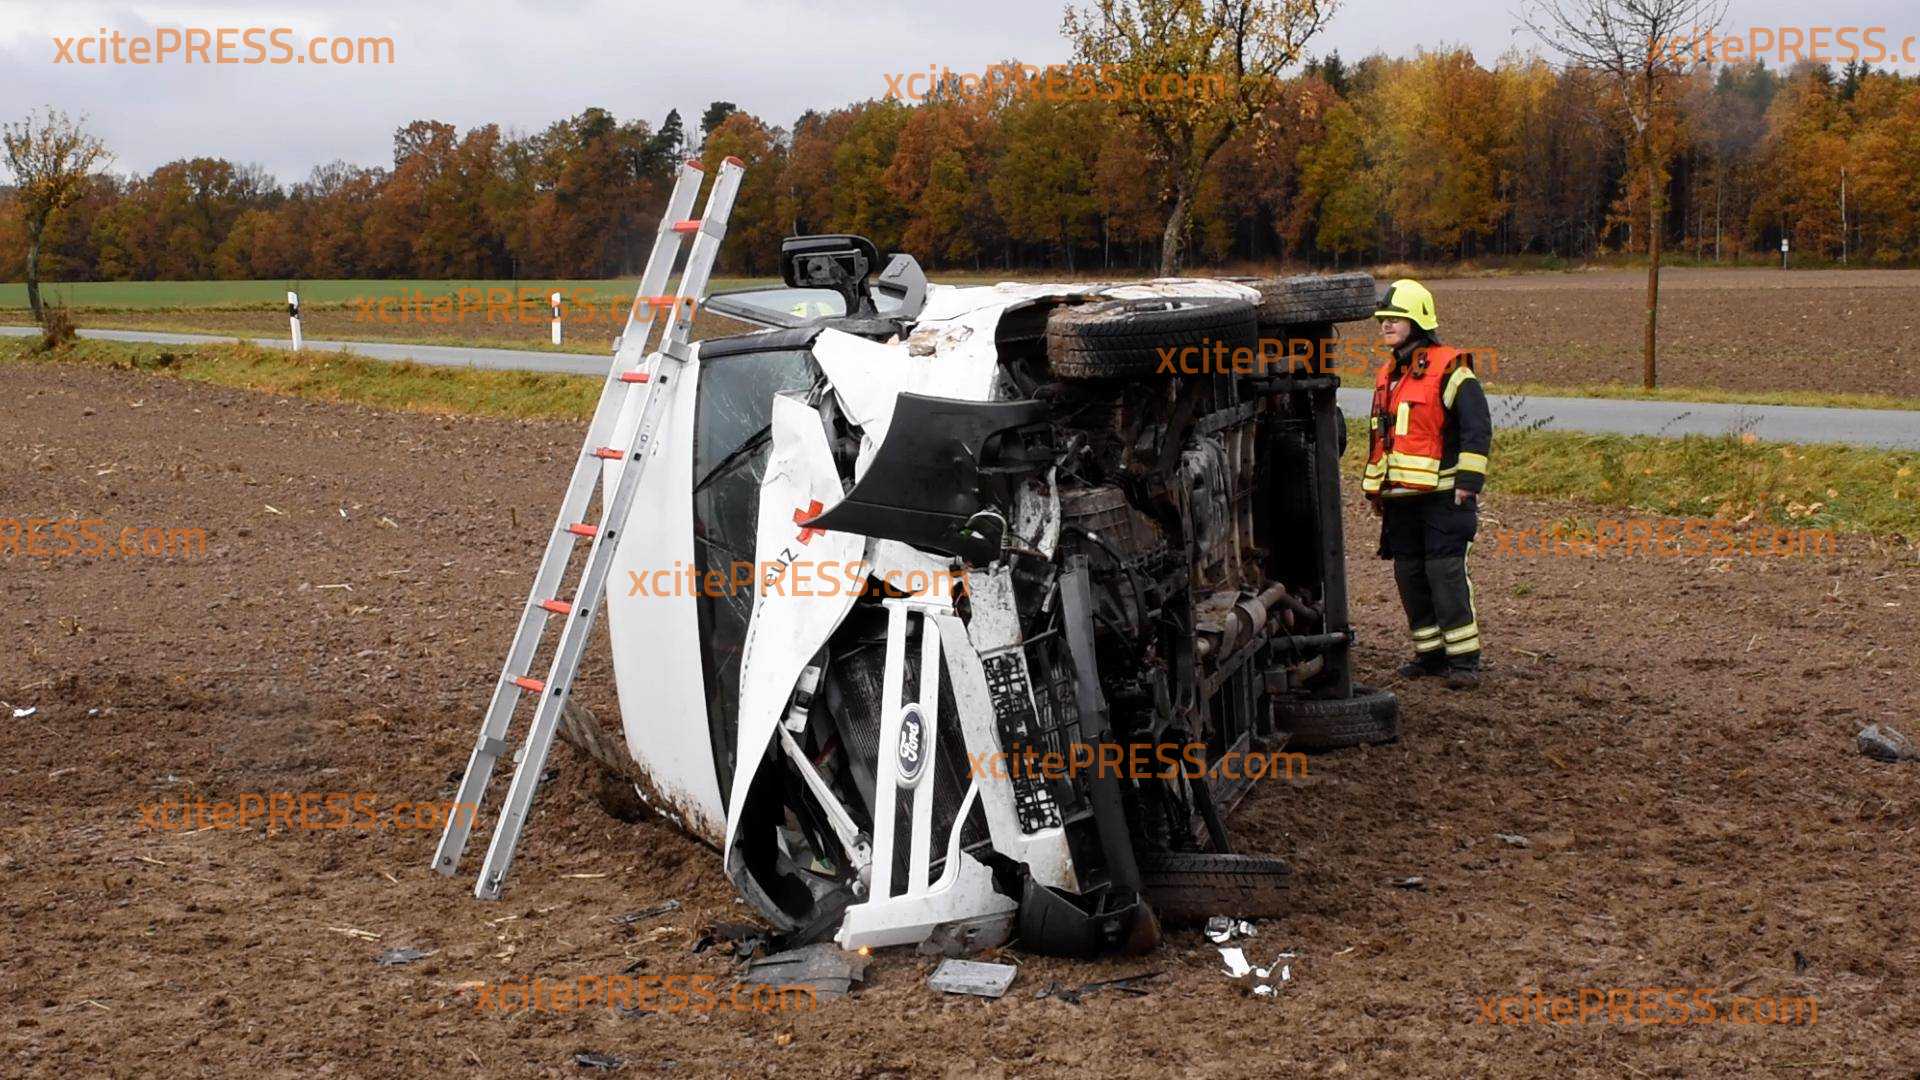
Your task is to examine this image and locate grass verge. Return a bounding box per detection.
[7,337,1915,541]
[0,337,598,421]
[1479,380,1920,414]
[1338,416,1920,541]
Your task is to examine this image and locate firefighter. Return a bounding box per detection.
[1362,279,1491,690]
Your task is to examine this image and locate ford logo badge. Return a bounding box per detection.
[895,705,928,787]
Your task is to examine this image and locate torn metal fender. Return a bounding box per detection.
[801,393,1050,565]
[723,391,867,924]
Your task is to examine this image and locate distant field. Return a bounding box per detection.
[6,268,1918,403]
[0,278,779,310]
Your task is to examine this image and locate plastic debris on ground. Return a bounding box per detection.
[740,942,868,1000]
[927,958,1017,999]
[691,921,770,959]
[374,947,436,966]
[1390,876,1427,890]
[1205,916,1256,943]
[1219,946,1295,999]
[574,1051,623,1070]
[1034,971,1161,1004]
[609,900,681,925]
[1858,723,1917,762]
[915,917,1012,957]
[11,707,36,719]
[1494,833,1531,848]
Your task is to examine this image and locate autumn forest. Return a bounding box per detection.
[4,51,1916,283]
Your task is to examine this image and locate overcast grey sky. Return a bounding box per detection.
[4,0,1915,183]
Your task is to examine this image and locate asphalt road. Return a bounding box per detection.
[9,325,1919,449]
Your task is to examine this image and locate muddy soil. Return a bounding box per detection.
[2,360,1916,1078]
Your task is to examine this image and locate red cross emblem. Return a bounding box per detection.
[793,499,825,543]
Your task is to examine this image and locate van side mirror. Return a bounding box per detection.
[781,235,881,317]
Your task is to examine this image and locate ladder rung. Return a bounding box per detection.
[435,139,747,900]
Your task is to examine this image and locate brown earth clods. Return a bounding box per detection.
[2,360,1918,1079]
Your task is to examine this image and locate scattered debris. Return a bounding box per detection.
[375,947,436,966]
[692,921,769,959]
[329,926,381,940]
[1219,947,1254,978]
[1034,971,1161,1004]
[573,1051,623,1070]
[1219,947,1294,998]
[1205,916,1256,943]
[1390,876,1427,890]
[741,943,868,1000]
[609,900,681,925]
[927,959,1017,999]
[915,917,1012,957]
[11,706,37,719]
[1858,723,1917,763]
[1494,833,1531,848]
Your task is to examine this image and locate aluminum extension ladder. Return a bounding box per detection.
[432,155,745,899]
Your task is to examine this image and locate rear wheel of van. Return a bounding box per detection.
[1251,272,1379,331]
[1045,296,1258,379]
[1137,851,1292,923]
[1271,685,1400,751]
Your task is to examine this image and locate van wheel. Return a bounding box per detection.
[1046,296,1258,379]
[1137,852,1292,923]
[1252,273,1379,330]
[1272,685,1399,750]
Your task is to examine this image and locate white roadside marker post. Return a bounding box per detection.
[287,291,302,351]
[551,291,562,345]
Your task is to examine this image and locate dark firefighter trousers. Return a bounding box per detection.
[1379,492,1481,669]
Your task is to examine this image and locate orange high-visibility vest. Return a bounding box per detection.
[1364,345,1470,496]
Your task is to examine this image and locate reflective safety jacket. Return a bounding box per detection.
[1364,345,1491,497]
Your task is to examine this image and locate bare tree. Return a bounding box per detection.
[1522,0,1725,389]
[1064,0,1334,275]
[3,108,111,323]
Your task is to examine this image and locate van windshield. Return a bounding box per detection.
[690,346,817,799]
